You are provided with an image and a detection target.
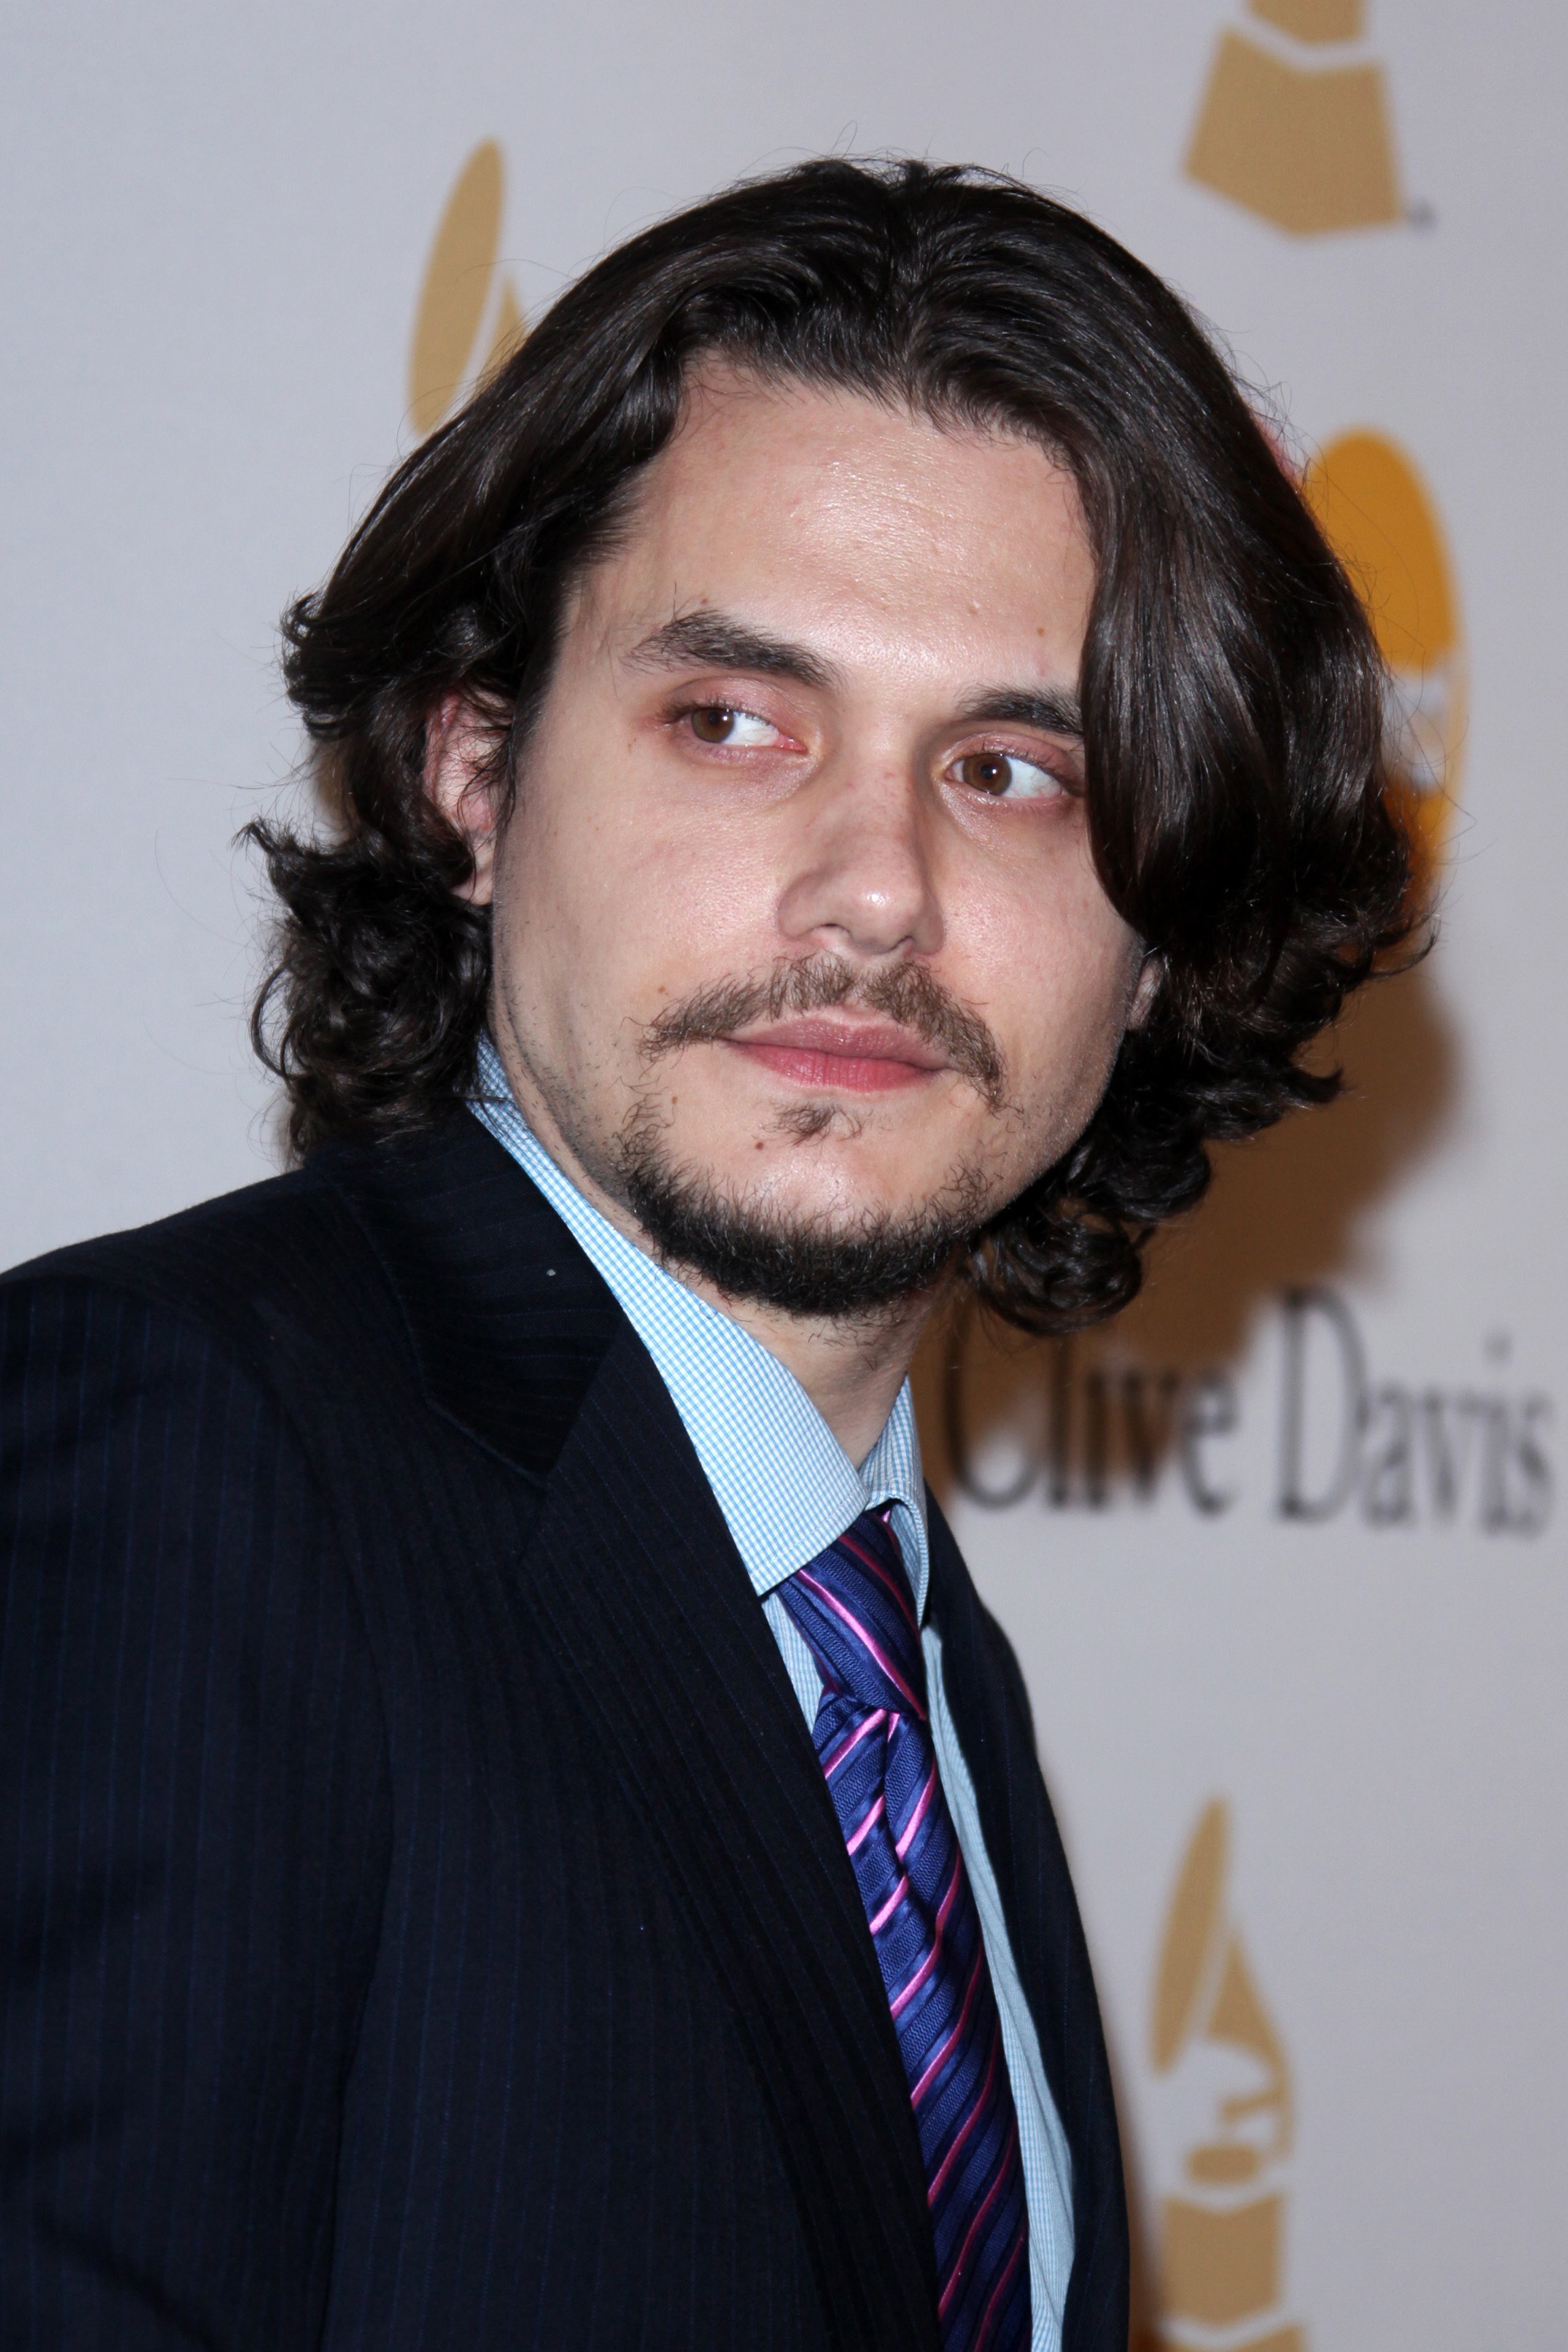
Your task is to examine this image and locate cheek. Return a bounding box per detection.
[491,779,627,1054]
[496,758,774,1023]
[973,864,1139,1105]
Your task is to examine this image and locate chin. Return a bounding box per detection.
[613,1102,1000,1319]
[703,1139,947,1229]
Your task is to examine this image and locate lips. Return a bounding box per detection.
[724,1016,948,1094]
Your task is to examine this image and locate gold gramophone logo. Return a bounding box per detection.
[1143,1801,1304,2352]
[1303,431,1464,885]
[408,140,525,437]
[1186,2,1401,233]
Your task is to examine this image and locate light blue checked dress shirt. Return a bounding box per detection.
[471,1035,1074,2348]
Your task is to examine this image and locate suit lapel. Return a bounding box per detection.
[317,1111,624,1479]
[520,1329,940,2352]
[322,1115,940,2352]
[924,1495,1129,2352]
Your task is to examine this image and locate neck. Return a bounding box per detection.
[491,1028,938,1463]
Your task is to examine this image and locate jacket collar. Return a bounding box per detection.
[315,1108,625,1482]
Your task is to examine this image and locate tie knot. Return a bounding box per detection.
[778,1508,927,1722]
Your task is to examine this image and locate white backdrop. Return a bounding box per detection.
[3,6,1564,2345]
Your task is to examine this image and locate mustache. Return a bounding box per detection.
[639,953,1008,1112]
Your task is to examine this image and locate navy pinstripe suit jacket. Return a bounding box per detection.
[0,1111,1128,2350]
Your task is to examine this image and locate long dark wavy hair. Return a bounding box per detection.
[251,156,1414,1334]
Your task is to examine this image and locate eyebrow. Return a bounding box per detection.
[623,612,841,693]
[622,609,1083,739]
[956,687,1083,740]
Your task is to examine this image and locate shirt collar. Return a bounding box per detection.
[469,1034,929,1612]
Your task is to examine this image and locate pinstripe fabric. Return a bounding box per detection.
[1,1148,823,2348]
[0,1274,391,2339]
[0,1112,1128,2351]
[471,1037,1074,2346]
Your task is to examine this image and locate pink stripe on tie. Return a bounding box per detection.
[895,1762,938,1860]
[911,1940,986,2108]
[926,2018,1003,2204]
[937,2115,1020,2318]
[845,1794,885,1856]
[835,1528,919,1632]
[868,1873,910,1936]
[891,1850,965,2021]
[793,1570,927,1718]
[970,2221,1028,2350]
[822,1708,886,1781]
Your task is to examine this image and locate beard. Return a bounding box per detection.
[607,951,1012,1319]
[616,1115,995,1317]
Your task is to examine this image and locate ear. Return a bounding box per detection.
[1127,945,1162,1030]
[425,692,506,905]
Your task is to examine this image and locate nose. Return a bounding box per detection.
[774,759,944,963]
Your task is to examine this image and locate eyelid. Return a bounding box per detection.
[962,728,1079,758]
[673,685,767,715]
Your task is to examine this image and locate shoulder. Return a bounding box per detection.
[0,1109,597,1488]
[0,1143,445,1562]
[0,1158,399,1804]
[6,1150,360,1334]
[0,1139,420,1422]
[0,1197,394,2305]
[0,1157,393,1563]
[0,1164,394,1806]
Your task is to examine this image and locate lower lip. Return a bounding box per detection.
[728,1041,940,1093]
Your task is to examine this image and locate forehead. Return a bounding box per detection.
[582,368,1095,677]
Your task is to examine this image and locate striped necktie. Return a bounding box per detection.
[778,1508,1030,2352]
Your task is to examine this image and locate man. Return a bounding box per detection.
[0,160,1408,2350]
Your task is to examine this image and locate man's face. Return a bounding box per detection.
[478,369,1144,1309]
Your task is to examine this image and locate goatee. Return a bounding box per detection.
[613,952,1011,1317]
[616,1119,992,1318]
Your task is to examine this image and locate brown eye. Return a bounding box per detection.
[688,705,736,744]
[951,750,1063,802]
[955,752,1012,794]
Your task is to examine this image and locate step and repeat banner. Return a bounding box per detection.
[3,4,1562,2344]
